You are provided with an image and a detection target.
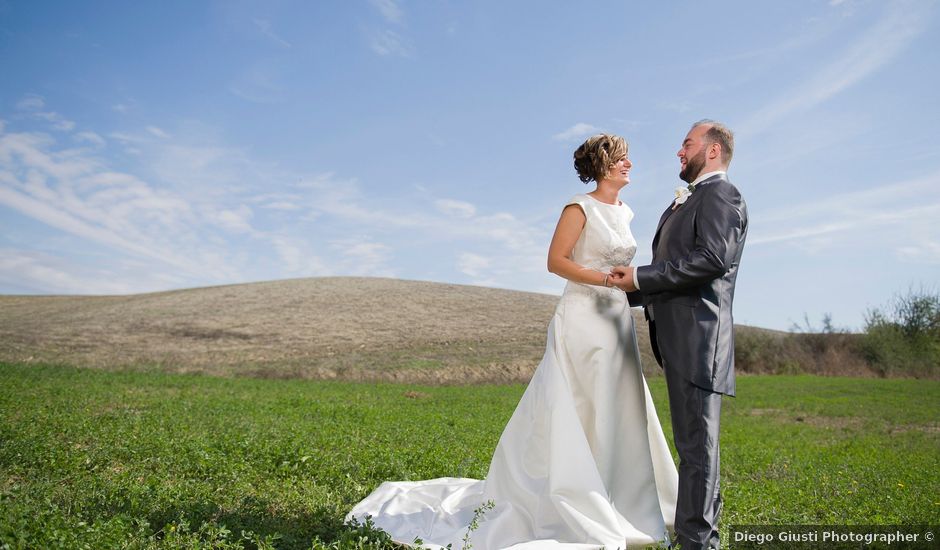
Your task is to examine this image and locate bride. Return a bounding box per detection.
[347,134,678,549]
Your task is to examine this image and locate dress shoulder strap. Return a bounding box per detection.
[565,193,591,215]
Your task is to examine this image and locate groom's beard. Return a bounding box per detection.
[680,148,707,183]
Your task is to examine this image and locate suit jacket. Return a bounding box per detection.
[628,173,747,396]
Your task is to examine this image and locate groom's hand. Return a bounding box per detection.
[609,266,637,292]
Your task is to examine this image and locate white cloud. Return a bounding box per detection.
[0,248,163,295]
[262,201,302,211]
[229,63,287,103]
[268,235,329,276]
[16,94,76,131]
[750,170,940,249]
[253,18,292,48]
[370,0,403,24]
[369,29,411,57]
[435,198,476,218]
[36,112,76,132]
[74,131,106,148]
[147,126,170,139]
[0,184,199,273]
[553,123,600,141]
[0,126,251,283]
[16,95,45,111]
[0,249,88,294]
[1,102,559,297]
[331,238,395,276]
[739,1,929,136]
[209,204,255,234]
[458,252,490,278]
[896,242,940,264]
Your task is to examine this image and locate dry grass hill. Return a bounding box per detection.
[1,277,662,383]
[2,277,847,383]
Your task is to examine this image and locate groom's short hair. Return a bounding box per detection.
[693,119,734,166]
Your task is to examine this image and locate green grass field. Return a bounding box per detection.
[1,363,937,549]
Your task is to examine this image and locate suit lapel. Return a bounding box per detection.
[651,204,673,251]
[650,174,725,254]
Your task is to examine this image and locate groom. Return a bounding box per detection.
[611,119,748,550]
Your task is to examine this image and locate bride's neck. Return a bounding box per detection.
[589,182,621,205]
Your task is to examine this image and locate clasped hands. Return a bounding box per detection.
[606,265,636,292]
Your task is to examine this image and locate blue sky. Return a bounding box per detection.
[1,0,938,331]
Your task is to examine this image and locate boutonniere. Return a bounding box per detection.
[672,183,696,210]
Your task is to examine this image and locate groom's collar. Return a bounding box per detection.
[690,170,726,188]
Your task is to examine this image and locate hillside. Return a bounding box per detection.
[1,278,627,383]
[1,277,805,383]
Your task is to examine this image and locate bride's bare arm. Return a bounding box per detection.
[547,204,611,287]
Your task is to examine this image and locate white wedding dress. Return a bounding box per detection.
[347,194,678,549]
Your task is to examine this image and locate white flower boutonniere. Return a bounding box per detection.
[672,184,695,210]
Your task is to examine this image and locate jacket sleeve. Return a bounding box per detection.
[636,184,747,293]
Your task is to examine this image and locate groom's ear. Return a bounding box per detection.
[707,141,722,161]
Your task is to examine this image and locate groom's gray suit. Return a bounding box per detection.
[628,172,747,549]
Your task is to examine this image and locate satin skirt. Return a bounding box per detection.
[347,285,678,549]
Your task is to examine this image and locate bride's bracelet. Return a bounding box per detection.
[603,273,610,287]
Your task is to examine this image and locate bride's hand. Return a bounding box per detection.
[608,266,636,292]
[610,265,630,278]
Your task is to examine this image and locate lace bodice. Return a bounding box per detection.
[561,193,637,299]
[567,193,637,271]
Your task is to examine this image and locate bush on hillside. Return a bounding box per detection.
[734,319,869,377]
[860,287,940,377]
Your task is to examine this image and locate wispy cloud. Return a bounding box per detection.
[750,170,940,261]
[0,248,177,294]
[267,234,329,277]
[739,1,930,136]
[16,94,76,132]
[1,98,560,296]
[146,126,170,139]
[331,238,395,276]
[435,198,476,219]
[253,18,292,48]
[73,131,106,148]
[229,63,287,103]
[16,96,45,111]
[369,29,411,57]
[0,130,217,277]
[0,103,317,290]
[553,123,600,142]
[367,0,411,57]
[295,174,552,289]
[897,241,940,264]
[457,252,498,286]
[370,0,403,24]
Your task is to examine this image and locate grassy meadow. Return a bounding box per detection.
[1,362,937,549]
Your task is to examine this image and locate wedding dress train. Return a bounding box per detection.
[347,194,678,549]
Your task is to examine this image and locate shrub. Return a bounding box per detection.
[860,287,940,377]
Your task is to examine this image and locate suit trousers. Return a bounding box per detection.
[663,364,723,550]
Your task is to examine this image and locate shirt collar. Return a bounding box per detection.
[690,170,726,187]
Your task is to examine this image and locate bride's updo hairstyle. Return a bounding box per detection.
[573,134,628,184]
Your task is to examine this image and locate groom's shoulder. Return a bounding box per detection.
[700,177,747,215]
[709,176,744,200]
